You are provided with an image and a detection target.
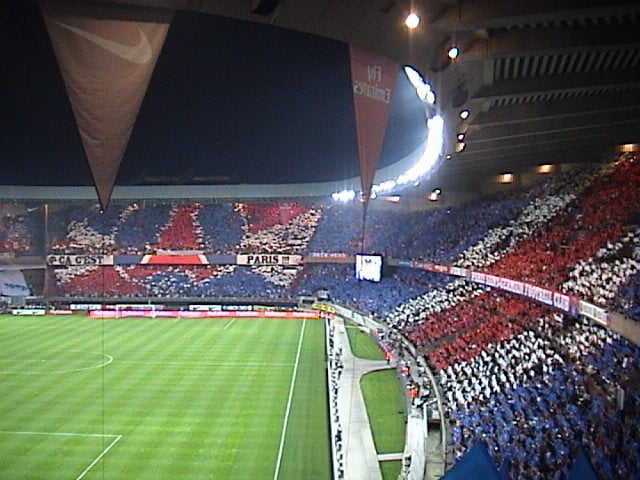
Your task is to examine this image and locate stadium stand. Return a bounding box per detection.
[3,153,640,479]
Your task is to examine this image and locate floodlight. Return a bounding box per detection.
[405,13,420,29]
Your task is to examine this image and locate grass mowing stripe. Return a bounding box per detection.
[115,360,293,367]
[273,319,306,480]
[276,319,331,479]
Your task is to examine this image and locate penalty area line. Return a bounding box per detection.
[273,320,306,480]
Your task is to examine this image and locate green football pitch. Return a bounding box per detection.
[0,314,330,479]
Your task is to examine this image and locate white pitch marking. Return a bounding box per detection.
[273,320,306,480]
[75,434,123,480]
[0,353,113,375]
[223,319,236,330]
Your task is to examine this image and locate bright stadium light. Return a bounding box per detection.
[371,114,444,196]
[331,67,445,202]
[404,66,423,89]
[405,13,420,29]
[372,179,397,196]
[331,189,356,202]
[403,66,435,105]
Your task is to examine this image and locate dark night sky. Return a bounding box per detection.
[1,1,426,186]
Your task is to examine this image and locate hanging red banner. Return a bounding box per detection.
[349,45,399,207]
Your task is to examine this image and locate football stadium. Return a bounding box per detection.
[1,2,640,480]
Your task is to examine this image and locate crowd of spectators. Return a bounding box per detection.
[367,191,533,263]
[454,192,576,270]
[485,154,639,291]
[53,265,146,297]
[444,316,640,479]
[155,204,202,251]
[618,270,640,322]
[0,206,40,256]
[561,227,639,308]
[49,201,322,297]
[294,263,451,318]
[360,154,639,478]
[198,203,244,254]
[389,262,639,478]
[327,320,345,479]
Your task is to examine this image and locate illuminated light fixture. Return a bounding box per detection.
[331,68,446,202]
[457,132,465,141]
[455,141,466,153]
[499,173,514,184]
[433,188,442,195]
[425,88,436,105]
[386,195,401,203]
[459,109,470,120]
[405,12,420,29]
[447,46,460,60]
[446,154,453,160]
[428,190,439,201]
[619,143,639,152]
[537,164,554,174]
[373,179,397,195]
[332,190,356,202]
[403,66,435,105]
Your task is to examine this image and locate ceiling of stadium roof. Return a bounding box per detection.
[129,0,640,190]
[4,0,640,195]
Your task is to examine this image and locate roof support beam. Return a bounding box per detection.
[466,112,640,143]
[472,67,640,99]
[431,1,640,31]
[458,122,640,158]
[462,24,640,60]
[469,91,640,128]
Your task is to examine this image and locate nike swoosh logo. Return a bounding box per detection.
[54,21,152,64]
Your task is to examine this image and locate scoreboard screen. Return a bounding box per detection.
[355,254,383,282]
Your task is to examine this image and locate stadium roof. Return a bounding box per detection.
[2,0,640,199]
